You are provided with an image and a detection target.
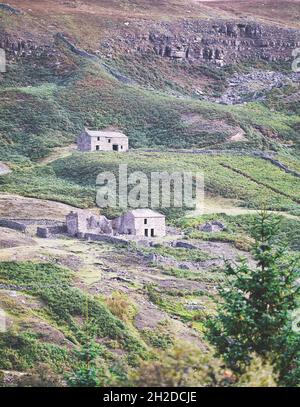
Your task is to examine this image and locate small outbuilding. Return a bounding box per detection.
[112,209,166,238]
[77,128,128,152]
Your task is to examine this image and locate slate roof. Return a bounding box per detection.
[85,128,128,139]
[127,209,165,218]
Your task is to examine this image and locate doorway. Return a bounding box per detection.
[113,144,119,151]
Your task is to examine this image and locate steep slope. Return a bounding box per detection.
[1,1,300,387]
[0,0,299,165]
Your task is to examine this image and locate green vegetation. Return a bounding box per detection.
[1,151,300,217]
[131,341,279,387]
[206,212,300,386]
[145,283,215,333]
[218,155,300,204]
[131,342,231,387]
[161,267,225,283]
[0,261,147,380]
[1,44,299,166]
[1,0,300,388]
[139,244,211,262]
[141,323,174,350]
[177,212,300,252]
[0,166,96,208]
[276,153,300,173]
[0,331,72,373]
[66,326,112,387]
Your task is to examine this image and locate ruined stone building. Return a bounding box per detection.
[77,128,129,152]
[66,209,166,238]
[112,209,166,238]
[66,211,113,237]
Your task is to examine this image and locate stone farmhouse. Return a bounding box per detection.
[112,209,166,238]
[66,209,166,239]
[77,128,129,152]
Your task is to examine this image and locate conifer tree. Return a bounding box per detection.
[206,211,300,386]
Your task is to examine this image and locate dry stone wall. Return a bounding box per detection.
[0,219,27,232]
[0,218,65,234]
[37,225,67,238]
[79,233,129,245]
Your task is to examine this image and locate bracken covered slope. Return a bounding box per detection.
[0,1,300,164]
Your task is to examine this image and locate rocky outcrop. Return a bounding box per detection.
[217,70,300,105]
[174,241,198,250]
[1,17,299,79]
[99,19,300,66]
[143,252,197,271]
[0,34,56,60]
[0,3,21,14]
[0,31,135,83]
[0,162,10,175]
[198,221,226,233]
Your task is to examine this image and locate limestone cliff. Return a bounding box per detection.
[1,19,299,67]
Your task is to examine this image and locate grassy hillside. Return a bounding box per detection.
[0,261,149,384]
[1,151,300,217]
[0,1,299,222]
[1,0,300,165]
[1,0,300,388]
[1,210,299,385]
[1,50,299,166]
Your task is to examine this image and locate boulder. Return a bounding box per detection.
[175,241,198,250]
[198,221,226,233]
